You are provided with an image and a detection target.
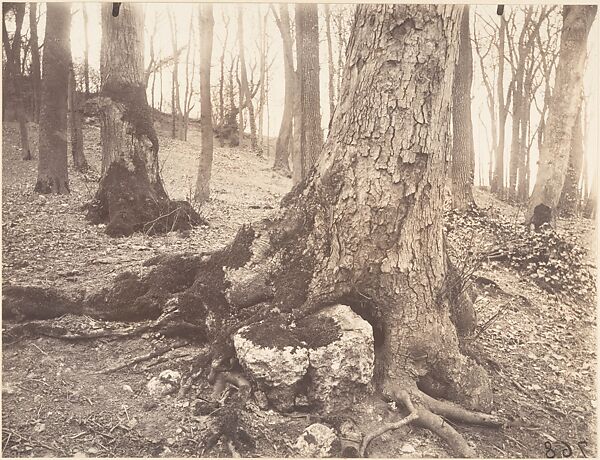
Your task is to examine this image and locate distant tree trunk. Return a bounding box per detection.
[257,10,267,151]
[517,89,532,202]
[171,71,177,137]
[35,3,71,193]
[525,5,597,227]
[2,3,32,160]
[29,2,41,123]
[195,4,214,203]
[508,83,523,201]
[68,66,88,171]
[559,100,584,216]
[492,13,508,197]
[168,10,182,139]
[147,13,157,109]
[584,173,596,219]
[228,57,236,117]
[82,3,90,97]
[237,61,245,135]
[151,61,157,110]
[324,4,336,125]
[86,3,203,237]
[450,7,475,211]
[218,14,230,127]
[271,4,294,177]
[159,62,163,113]
[295,3,322,182]
[472,20,498,190]
[182,13,195,141]
[237,7,259,151]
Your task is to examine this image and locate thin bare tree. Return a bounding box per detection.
[29,2,41,122]
[2,3,32,160]
[237,6,259,152]
[195,3,214,203]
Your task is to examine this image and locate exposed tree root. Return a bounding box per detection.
[97,340,189,374]
[413,407,476,458]
[419,389,505,427]
[377,383,504,458]
[360,390,419,457]
[3,305,185,343]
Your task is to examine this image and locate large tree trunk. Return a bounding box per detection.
[35,3,71,193]
[558,99,584,216]
[3,3,32,160]
[68,66,88,171]
[525,5,597,227]
[86,3,203,237]
[450,6,475,211]
[237,7,259,152]
[195,4,214,203]
[29,2,41,123]
[295,3,323,182]
[271,4,294,177]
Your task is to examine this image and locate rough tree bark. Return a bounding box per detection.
[450,6,475,211]
[295,3,323,182]
[237,7,259,152]
[195,3,214,204]
[85,3,204,237]
[35,2,71,193]
[68,65,88,171]
[525,5,597,227]
[271,4,294,177]
[558,98,584,216]
[2,3,32,160]
[5,5,501,456]
[29,2,41,123]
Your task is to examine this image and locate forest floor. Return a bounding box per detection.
[2,120,597,458]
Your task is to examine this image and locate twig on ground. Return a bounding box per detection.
[143,206,182,234]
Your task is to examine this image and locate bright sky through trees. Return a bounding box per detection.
[24,3,599,193]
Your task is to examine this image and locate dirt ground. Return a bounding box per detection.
[2,121,597,458]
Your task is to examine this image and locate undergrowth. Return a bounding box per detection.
[445,205,596,303]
